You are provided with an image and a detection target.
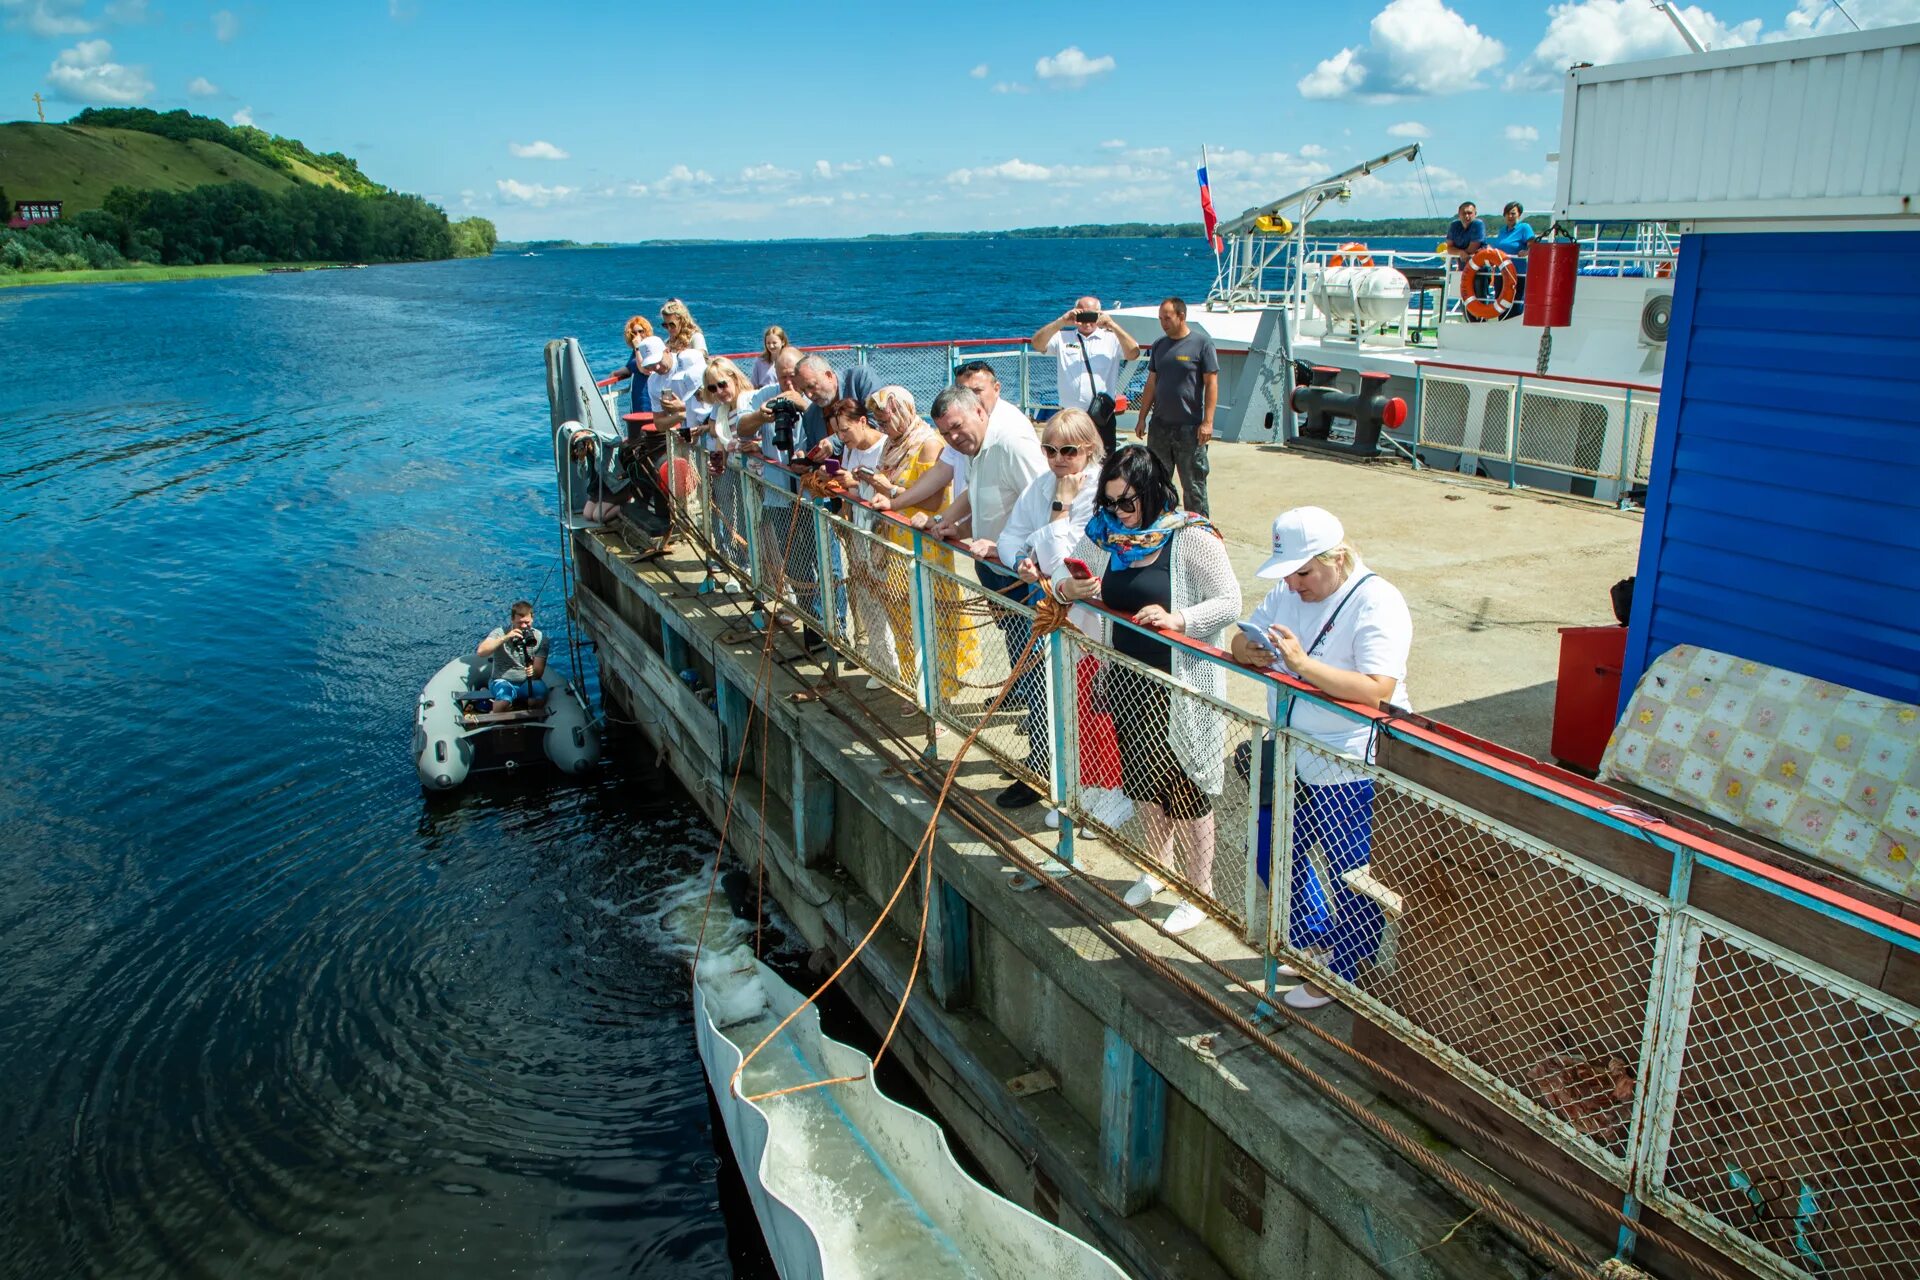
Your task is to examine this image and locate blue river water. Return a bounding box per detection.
[0,238,1217,1278]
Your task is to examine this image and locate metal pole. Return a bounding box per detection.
[909,529,941,757]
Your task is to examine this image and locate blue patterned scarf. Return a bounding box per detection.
[1086,508,1220,570]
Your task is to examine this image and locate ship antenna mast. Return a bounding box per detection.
[1652,2,1708,52]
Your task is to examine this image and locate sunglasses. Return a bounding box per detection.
[1098,491,1141,514]
[703,381,729,394]
[1041,444,1083,458]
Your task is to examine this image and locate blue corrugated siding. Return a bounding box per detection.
[1622,230,1920,707]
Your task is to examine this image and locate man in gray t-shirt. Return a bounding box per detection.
[1133,296,1219,516]
[477,601,549,708]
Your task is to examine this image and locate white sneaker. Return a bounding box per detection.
[1044,808,1061,830]
[1284,984,1336,1011]
[1276,951,1329,980]
[1163,901,1205,936]
[1088,790,1135,829]
[1122,874,1164,908]
[865,676,883,690]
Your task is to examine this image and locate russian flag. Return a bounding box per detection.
[1197,164,1222,255]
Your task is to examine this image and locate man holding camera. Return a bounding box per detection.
[1133,296,1218,517]
[476,601,548,710]
[1030,297,1140,454]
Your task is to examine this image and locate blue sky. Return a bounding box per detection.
[5,0,1914,238]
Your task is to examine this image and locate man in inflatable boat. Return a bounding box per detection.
[476,601,548,710]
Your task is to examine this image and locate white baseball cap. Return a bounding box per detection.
[634,336,667,366]
[1256,506,1345,579]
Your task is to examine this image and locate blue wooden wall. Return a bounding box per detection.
[1623,230,1920,706]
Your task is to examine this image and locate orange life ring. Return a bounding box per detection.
[1654,260,1673,279]
[1463,247,1517,320]
[1329,241,1374,267]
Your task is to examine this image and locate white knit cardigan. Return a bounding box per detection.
[1052,527,1243,794]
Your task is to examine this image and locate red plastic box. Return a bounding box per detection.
[1551,625,1628,774]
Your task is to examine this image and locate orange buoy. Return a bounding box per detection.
[1463,247,1517,320]
[658,456,698,498]
[1329,241,1374,268]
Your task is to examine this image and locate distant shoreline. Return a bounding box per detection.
[0,261,359,290]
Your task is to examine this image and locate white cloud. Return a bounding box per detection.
[1387,120,1429,138]
[1779,0,1920,36]
[1300,143,1330,159]
[1508,0,1757,88]
[1034,45,1115,87]
[1504,124,1540,145]
[969,62,988,78]
[186,75,220,98]
[1099,138,1127,150]
[45,39,152,103]
[813,159,833,179]
[947,157,1053,185]
[786,195,834,208]
[509,140,569,160]
[990,81,1029,95]
[104,0,149,22]
[211,8,238,41]
[1298,0,1504,100]
[1127,146,1171,161]
[656,164,714,190]
[2,0,94,37]
[740,163,798,184]
[497,178,575,206]
[231,105,253,126]
[1490,166,1557,193]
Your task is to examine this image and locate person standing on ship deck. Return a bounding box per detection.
[1053,446,1241,936]
[1230,506,1413,1012]
[1030,297,1141,454]
[607,315,655,416]
[1132,297,1217,517]
[1485,202,1534,318]
[660,298,709,360]
[750,325,789,388]
[927,383,1049,811]
[1446,202,1490,323]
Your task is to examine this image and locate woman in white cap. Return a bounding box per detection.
[1231,506,1412,1010]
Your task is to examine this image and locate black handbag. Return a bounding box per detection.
[1077,334,1117,432]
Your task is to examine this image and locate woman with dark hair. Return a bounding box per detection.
[1053,445,1241,936]
[1486,201,1534,316]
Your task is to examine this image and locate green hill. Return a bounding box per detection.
[0,121,357,214]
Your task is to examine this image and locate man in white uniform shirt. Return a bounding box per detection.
[634,336,704,434]
[1029,296,1140,453]
[928,383,1051,809]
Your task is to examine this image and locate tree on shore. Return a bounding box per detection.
[451,216,497,258]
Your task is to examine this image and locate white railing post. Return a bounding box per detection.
[1506,374,1522,490]
[1268,703,1297,967]
[909,529,940,749]
[1620,851,1699,1257]
[1616,388,1638,509]
[1243,719,1266,947]
[1047,629,1077,865]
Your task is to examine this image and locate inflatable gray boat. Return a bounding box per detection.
[413,655,599,791]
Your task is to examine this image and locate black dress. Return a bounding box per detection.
[1099,551,1210,819]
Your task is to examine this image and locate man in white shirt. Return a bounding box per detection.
[1029,296,1140,452]
[634,336,704,434]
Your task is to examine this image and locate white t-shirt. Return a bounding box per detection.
[1246,563,1413,785]
[1047,328,1123,411]
[941,446,968,500]
[646,350,706,427]
[967,402,1046,544]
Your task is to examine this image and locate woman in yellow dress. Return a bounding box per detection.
[862,386,978,703]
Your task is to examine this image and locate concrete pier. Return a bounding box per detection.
[566,456,1622,1277]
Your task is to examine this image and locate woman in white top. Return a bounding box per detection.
[994,410,1124,834]
[691,356,756,590]
[824,397,897,685]
[1054,446,1242,937]
[661,298,708,360]
[1231,505,1413,1011]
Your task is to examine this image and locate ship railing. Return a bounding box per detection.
[1411,361,1660,506]
[646,424,1920,1280]
[712,339,1151,425]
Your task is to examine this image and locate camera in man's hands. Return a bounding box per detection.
[767,397,804,454]
[1075,310,1100,323]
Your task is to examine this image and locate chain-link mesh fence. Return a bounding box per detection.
[1515,384,1622,478]
[1062,628,1267,937]
[1416,368,1515,462]
[1271,731,1664,1172]
[819,504,924,704]
[1628,391,1660,486]
[1650,920,1920,1280]
[917,555,1052,796]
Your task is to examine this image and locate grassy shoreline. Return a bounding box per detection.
[0,261,351,290]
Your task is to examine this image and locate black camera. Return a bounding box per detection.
[767,397,804,454]
[1075,310,1099,323]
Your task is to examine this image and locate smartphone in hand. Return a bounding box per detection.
[1235,620,1276,653]
[1063,557,1094,580]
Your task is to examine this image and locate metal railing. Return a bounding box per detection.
[639,423,1920,1280]
[1411,361,1659,507]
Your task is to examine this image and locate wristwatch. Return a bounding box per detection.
[1050,501,1067,512]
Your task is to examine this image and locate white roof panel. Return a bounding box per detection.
[1554,23,1920,224]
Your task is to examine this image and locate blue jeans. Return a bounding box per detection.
[976,560,1049,777]
[1257,777,1379,983]
[489,677,548,703]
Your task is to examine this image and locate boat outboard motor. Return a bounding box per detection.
[1289,367,1407,458]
